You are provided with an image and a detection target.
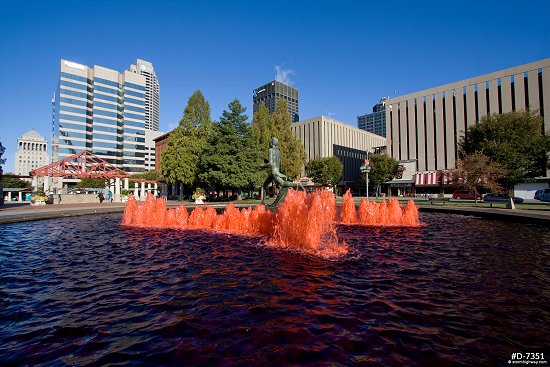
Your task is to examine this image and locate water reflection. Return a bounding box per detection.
[0,212,548,366]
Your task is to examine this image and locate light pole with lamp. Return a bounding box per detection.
[360,150,371,199]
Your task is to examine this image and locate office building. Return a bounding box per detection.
[292,116,386,186]
[129,59,160,131]
[144,129,164,171]
[386,58,550,180]
[253,80,299,122]
[52,59,147,173]
[358,98,387,137]
[15,129,48,176]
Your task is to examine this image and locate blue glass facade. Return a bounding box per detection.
[53,60,147,173]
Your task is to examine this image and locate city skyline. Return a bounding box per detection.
[1,0,549,173]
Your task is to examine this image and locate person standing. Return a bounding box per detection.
[107,190,113,203]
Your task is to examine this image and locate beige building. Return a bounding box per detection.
[15,129,48,176]
[144,129,164,171]
[292,116,386,186]
[386,58,550,178]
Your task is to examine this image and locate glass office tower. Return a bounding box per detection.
[52,59,146,173]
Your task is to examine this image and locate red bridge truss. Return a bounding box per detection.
[30,150,157,183]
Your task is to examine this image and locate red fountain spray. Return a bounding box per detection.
[122,189,420,258]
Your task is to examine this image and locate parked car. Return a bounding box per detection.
[452,190,482,200]
[483,193,524,204]
[541,188,550,202]
[534,189,544,200]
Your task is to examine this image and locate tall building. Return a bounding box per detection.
[253,80,299,122]
[358,98,387,137]
[386,58,550,182]
[52,59,147,173]
[291,116,386,186]
[15,129,48,176]
[129,59,160,131]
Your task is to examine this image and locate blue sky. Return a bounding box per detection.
[1,0,549,173]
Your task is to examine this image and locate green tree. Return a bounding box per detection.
[76,177,106,188]
[363,154,399,195]
[199,99,263,192]
[251,103,272,153]
[460,111,550,189]
[161,90,213,189]
[266,99,305,179]
[305,156,343,190]
[1,175,32,188]
[130,170,162,181]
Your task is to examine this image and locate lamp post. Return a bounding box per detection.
[360,150,371,199]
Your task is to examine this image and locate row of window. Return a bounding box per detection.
[60,88,88,99]
[95,77,120,88]
[124,89,145,98]
[61,105,91,116]
[124,104,145,113]
[59,113,90,123]
[94,109,120,118]
[61,73,146,93]
[125,112,144,120]
[95,101,118,110]
[125,82,145,91]
[60,97,90,108]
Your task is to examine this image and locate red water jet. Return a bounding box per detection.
[122,189,421,258]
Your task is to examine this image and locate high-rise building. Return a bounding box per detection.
[386,58,550,177]
[291,116,386,186]
[52,59,147,173]
[253,80,299,122]
[358,98,387,137]
[129,59,160,131]
[15,129,48,176]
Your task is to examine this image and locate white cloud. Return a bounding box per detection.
[274,65,294,85]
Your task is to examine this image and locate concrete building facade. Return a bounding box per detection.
[15,129,48,176]
[129,59,160,131]
[253,81,299,122]
[144,129,164,171]
[358,98,387,137]
[292,116,386,186]
[386,58,550,178]
[52,59,147,173]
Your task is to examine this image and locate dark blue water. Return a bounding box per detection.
[0,213,548,366]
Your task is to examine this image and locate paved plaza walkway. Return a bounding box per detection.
[1,200,549,225]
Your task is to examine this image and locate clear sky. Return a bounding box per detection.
[1,0,549,173]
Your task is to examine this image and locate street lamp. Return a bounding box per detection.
[360,150,371,199]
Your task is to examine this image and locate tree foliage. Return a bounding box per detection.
[161,90,213,187]
[450,153,506,193]
[130,170,162,181]
[199,99,263,190]
[305,157,343,188]
[1,176,31,188]
[76,177,106,188]
[363,154,399,193]
[460,111,550,188]
[251,100,305,179]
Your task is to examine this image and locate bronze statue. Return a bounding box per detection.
[261,137,304,208]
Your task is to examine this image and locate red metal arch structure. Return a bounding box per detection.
[30,150,129,179]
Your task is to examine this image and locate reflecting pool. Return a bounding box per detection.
[0,212,548,366]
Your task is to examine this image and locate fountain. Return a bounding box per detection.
[122,188,420,258]
[122,136,420,258]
